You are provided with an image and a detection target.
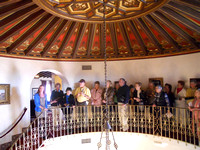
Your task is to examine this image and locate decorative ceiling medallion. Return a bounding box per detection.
[33,0,168,22]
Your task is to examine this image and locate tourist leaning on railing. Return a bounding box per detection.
[50,83,64,126]
[152,85,170,114]
[188,89,200,137]
[174,80,187,124]
[61,87,75,118]
[91,81,103,113]
[132,82,147,112]
[116,78,130,132]
[34,85,48,118]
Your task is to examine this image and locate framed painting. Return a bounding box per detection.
[0,84,10,105]
[149,78,163,87]
[32,88,38,99]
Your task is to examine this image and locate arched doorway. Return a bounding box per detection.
[30,70,68,120]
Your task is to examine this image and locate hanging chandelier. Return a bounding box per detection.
[97,0,118,150]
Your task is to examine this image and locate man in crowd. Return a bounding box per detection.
[116,78,130,131]
[50,83,64,126]
[75,79,91,129]
[75,79,91,106]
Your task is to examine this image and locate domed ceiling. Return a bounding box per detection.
[0,0,200,61]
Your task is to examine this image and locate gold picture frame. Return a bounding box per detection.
[0,84,10,105]
[149,78,163,87]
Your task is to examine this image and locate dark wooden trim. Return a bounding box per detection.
[57,21,77,58]
[72,23,88,58]
[0,0,21,7]
[118,22,133,56]
[1,5,40,29]
[177,0,200,8]
[161,6,200,34]
[153,11,199,49]
[87,24,95,57]
[0,10,45,43]
[127,20,148,55]
[7,14,53,54]
[24,17,60,55]
[109,23,119,57]
[145,15,180,51]
[0,0,33,17]
[136,18,163,54]
[41,19,68,57]
[167,1,200,21]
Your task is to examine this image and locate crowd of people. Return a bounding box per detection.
[34,78,200,131]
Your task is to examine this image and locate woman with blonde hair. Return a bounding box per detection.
[102,80,114,105]
[188,89,200,137]
[34,85,48,118]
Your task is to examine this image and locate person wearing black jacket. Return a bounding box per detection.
[50,83,64,126]
[116,78,130,131]
[133,82,146,112]
[61,87,75,116]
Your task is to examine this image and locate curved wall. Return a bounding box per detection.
[0,52,199,144]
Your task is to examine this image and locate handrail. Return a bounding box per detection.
[9,105,200,149]
[0,107,27,138]
[9,110,44,148]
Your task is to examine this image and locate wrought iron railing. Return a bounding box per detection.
[10,105,200,149]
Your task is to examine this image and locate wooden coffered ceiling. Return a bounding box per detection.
[0,0,200,61]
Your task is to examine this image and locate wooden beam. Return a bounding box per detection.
[145,15,180,51]
[72,23,88,58]
[57,22,77,58]
[118,22,133,56]
[177,0,200,8]
[167,1,200,21]
[127,20,148,55]
[109,23,119,57]
[136,18,163,54]
[0,6,41,29]
[153,11,199,49]
[87,24,95,57]
[161,6,200,34]
[6,14,53,54]
[41,19,68,57]
[0,0,22,7]
[0,0,33,17]
[24,17,60,56]
[0,10,45,43]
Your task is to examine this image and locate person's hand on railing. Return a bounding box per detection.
[50,100,57,104]
[134,98,141,102]
[102,100,106,103]
[152,104,156,107]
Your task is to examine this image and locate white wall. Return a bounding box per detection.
[0,53,199,144]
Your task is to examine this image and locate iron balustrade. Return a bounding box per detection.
[9,105,200,149]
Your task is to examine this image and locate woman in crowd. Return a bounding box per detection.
[102,80,114,105]
[61,87,75,116]
[129,84,135,105]
[133,82,146,112]
[91,81,103,113]
[164,83,175,107]
[188,89,200,137]
[102,80,114,111]
[113,81,120,105]
[174,80,187,124]
[34,85,48,118]
[146,81,155,105]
